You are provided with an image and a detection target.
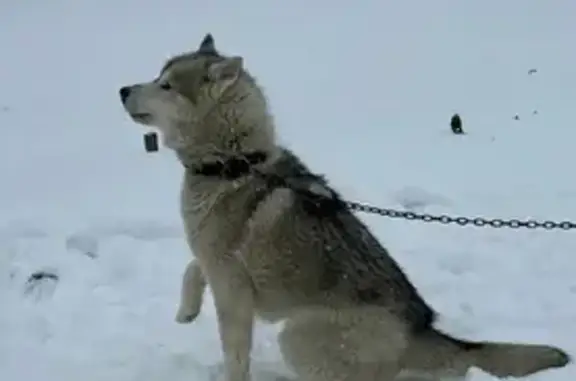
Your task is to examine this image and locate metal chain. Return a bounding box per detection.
[344,201,576,230]
[252,163,576,231]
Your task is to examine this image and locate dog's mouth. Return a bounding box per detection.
[130,113,153,124]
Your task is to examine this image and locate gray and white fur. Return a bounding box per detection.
[119,34,570,381]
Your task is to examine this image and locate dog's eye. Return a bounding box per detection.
[159,82,172,90]
[200,75,211,84]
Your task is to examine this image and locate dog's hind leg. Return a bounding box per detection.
[279,307,408,381]
[395,370,468,381]
[396,328,471,381]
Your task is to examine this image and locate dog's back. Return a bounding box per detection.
[239,149,436,329]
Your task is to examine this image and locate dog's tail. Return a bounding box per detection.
[405,328,570,378]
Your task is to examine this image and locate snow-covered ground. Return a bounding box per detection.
[1,1,576,380]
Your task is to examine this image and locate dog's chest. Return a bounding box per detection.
[179,178,256,261]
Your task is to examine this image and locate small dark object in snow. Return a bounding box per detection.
[24,270,59,300]
[144,132,159,152]
[514,115,520,120]
[533,110,538,115]
[528,68,538,75]
[450,114,464,134]
[27,271,58,283]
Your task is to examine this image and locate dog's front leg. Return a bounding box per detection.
[175,258,207,323]
[211,270,255,381]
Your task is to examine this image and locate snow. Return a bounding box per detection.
[1,0,576,380]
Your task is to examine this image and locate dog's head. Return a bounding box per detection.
[119,34,274,154]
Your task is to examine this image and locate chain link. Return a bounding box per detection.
[344,201,576,230]
[254,168,576,231]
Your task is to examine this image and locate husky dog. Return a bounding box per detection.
[119,34,570,381]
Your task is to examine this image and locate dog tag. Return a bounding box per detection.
[143,132,159,152]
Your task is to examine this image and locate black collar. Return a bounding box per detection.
[189,151,268,180]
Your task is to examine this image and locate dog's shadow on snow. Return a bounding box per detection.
[392,186,451,212]
[206,362,294,381]
[134,352,294,381]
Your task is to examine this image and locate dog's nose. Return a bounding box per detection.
[119,86,131,103]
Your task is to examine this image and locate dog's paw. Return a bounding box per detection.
[175,307,200,324]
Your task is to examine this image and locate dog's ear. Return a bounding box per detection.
[198,33,216,54]
[208,56,243,81]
